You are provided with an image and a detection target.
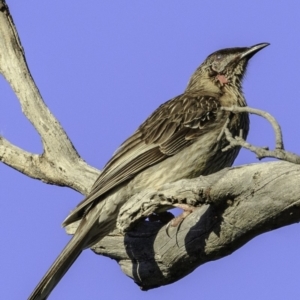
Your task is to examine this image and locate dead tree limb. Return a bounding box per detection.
[0,1,99,193]
[93,161,300,289]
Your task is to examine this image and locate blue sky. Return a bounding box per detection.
[1,1,300,299]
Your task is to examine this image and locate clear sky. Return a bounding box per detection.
[1,1,300,299]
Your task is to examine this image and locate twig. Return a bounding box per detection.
[221,106,300,164]
[222,105,284,149]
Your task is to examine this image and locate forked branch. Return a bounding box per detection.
[0,1,99,193]
[221,106,300,164]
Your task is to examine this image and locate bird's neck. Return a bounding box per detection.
[222,84,247,107]
[185,77,246,107]
[185,76,222,95]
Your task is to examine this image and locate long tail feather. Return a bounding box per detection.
[29,198,115,299]
[28,232,85,300]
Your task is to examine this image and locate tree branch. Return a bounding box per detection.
[0,1,99,194]
[92,161,300,290]
[221,106,300,164]
[222,106,284,149]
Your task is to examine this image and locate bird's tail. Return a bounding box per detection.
[28,199,113,300]
[28,231,85,300]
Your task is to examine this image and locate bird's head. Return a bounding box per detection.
[186,43,269,93]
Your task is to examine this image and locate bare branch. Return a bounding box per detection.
[0,136,39,175]
[221,106,300,164]
[222,105,284,149]
[92,161,300,289]
[0,1,99,194]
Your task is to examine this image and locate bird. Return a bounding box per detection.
[29,43,269,299]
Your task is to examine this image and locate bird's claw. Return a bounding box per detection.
[165,204,196,238]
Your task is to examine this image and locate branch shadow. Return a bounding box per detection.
[123,202,227,290]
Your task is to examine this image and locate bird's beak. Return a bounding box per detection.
[240,43,270,59]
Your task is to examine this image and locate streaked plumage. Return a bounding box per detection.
[29,43,269,300]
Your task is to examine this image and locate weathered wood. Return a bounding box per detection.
[0,1,99,193]
[93,161,300,289]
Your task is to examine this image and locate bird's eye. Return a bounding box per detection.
[208,67,217,76]
[216,54,222,60]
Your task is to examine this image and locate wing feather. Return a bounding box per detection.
[63,92,221,227]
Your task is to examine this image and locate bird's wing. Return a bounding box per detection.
[63,92,221,226]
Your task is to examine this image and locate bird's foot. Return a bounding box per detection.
[166,204,196,237]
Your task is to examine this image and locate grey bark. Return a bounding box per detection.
[92,161,300,289]
[0,1,99,194]
[0,0,299,291]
